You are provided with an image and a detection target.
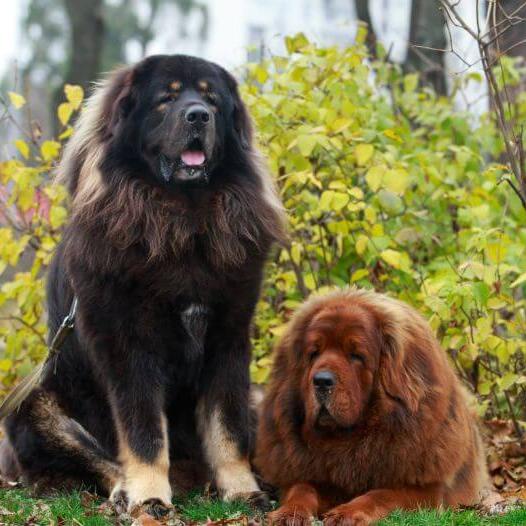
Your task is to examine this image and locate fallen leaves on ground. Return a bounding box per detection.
[478,419,526,514]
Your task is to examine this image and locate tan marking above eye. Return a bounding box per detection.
[170,80,182,91]
[157,103,167,112]
[198,80,208,91]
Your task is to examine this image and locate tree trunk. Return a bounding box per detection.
[63,0,105,94]
[493,0,526,98]
[405,0,447,95]
[354,0,377,59]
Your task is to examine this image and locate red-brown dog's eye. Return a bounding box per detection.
[350,353,365,364]
[309,344,320,362]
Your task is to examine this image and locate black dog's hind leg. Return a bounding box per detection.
[4,389,121,494]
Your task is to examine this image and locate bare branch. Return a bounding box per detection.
[441,0,526,210]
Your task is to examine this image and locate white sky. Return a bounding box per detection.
[0,0,487,116]
[0,1,24,79]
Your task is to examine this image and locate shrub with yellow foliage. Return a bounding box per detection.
[1,34,525,422]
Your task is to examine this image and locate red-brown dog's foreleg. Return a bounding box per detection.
[268,483,320,526]
[323,484,444,525]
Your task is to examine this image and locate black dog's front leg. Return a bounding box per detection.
[107,352,171,511]
[197,322,260,501]
[78,300,171,511]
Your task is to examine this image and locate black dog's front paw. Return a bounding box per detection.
[109,485,129,516]
[141,498,171,519]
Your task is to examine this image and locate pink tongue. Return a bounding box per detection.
[181,150,205,166]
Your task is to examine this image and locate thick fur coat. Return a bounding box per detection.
[2,55,285,514]
[255,289,487,525]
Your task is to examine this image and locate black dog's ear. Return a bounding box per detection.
[223,69,253,150]
[103,66,136,139]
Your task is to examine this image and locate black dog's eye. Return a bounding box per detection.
[205,93,219,108]
[157,94,174,105]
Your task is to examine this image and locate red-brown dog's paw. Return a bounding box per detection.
[323,505,374,526]
[267,505,313,526]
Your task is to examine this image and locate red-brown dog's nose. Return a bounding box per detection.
[313,371,335,390]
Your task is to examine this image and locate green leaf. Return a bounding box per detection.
[499,372,518,391]
[378,189,403,214]
[472,282,490,306]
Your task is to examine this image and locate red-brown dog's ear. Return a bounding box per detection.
[378,315,427,414]
[103,66,136,139]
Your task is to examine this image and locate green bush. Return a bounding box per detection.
[245,33,526,423]
[1,35,525,422]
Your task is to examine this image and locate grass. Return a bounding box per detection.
[379,508,526,526]
[0,488,523,525]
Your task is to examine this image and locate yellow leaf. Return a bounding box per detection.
[331,118,352,133]
[290,243,302,265]
[0,359,12,371]
[485,240,507,264]
[355,235,368,256]
[64,84,84,109]
[59,126,74,140]
[355,144,374,166]
[14,140,29,159]
[365,165,385,191]
[40,140,61,162]
[57,102,74,126]
[511,273,526,288]
[49,206,68,229]
[383,168,409,194]
[383,129,402,142]
[351,268,369,282]
[8,91,26,109]
[380,249,401,269]
[349,187,364,200]
[364,206,376,223]
[296,135,318,156]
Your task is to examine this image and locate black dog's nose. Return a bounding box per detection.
[313,371,336,390]
[185,104,210,125]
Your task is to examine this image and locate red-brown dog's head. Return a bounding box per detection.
[272,289,436,437]
[300,300,379,432]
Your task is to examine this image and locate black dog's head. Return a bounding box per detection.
[102,55,252,188]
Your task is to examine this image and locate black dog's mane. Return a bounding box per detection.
[57,63,286,271]
[71,176,281,269]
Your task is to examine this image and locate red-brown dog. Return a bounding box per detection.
[255,289,487,525]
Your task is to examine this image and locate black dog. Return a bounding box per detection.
[1,55,285,513]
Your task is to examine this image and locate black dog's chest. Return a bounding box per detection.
[180,303,209,360]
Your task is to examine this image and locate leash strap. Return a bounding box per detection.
[0,297,78,421]
[49,297,78,358]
